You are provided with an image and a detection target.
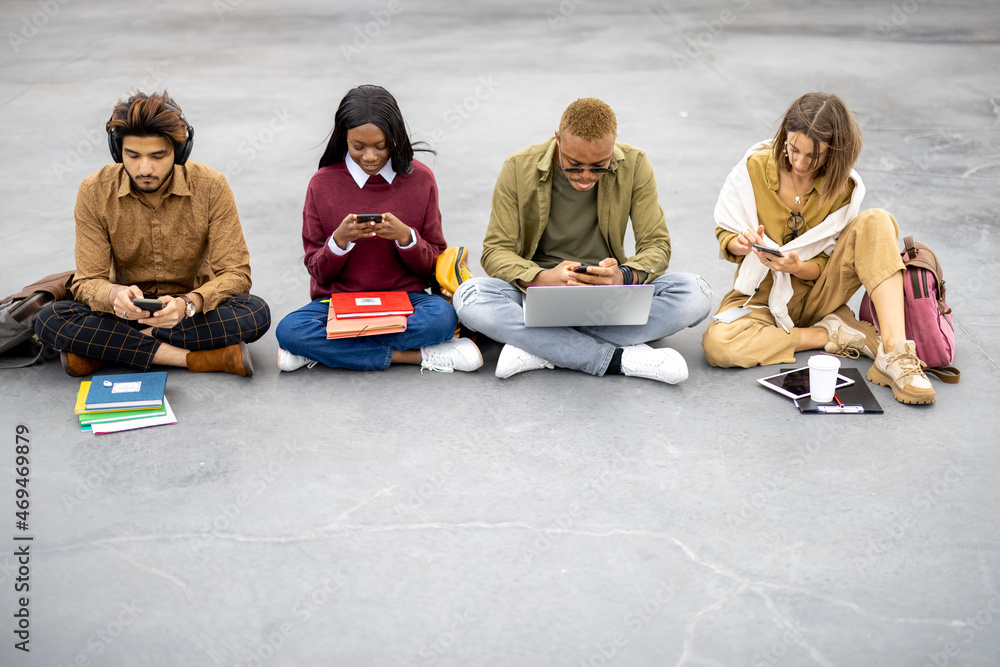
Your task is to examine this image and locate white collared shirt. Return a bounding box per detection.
[329,159,416,255]
[345,157,397,188]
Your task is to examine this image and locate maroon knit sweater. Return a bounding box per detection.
[302,159,447,300]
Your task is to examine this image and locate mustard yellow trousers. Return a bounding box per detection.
[703,208,905,368]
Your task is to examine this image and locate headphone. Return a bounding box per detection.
[106,101,195,165]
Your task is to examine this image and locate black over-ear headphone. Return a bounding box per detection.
[106,101,195,165]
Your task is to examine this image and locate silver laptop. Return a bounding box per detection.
[523,285,655,327]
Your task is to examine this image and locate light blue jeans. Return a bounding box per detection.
[275,293,457,371]
[453,273,712,376]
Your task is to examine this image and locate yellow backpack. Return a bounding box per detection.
[432,246,472,299]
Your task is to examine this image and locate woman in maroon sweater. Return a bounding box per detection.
[275,85,482,372]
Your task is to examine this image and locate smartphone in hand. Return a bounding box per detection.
[356,214,383,224]
[132,298,164,313]
[753,244,784,257]
[572,265,594,274]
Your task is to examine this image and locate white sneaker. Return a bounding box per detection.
[277,347,317,372]
[619,344,688,384]
[420,337,483,373]
[495,344,554,379]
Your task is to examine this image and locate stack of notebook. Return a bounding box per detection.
[74,371,176,434]
[326,291,413,339]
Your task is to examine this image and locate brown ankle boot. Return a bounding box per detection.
[61,351,104,377]
[186,342,254,377]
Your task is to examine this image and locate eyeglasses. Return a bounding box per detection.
[784,212,804,245]
[558,137,614,174]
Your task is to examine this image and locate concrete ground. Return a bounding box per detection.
[2,0,999,665]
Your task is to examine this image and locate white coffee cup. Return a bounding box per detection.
[808,354,841,403]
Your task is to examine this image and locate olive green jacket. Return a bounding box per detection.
[480,136,672,286]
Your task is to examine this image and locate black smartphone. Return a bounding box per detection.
[132,298,164,312]
[753,244,784,257]
[572,265,594,274]
[356,214,383,224]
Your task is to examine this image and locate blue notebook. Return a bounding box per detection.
[84,372,167,410]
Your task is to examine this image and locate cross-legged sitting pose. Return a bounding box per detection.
[36,91,270,377]
[275,84,482,373]
[453,97,712,384]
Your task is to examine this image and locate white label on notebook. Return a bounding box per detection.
[111,381,142,394]
[355,297,382,306]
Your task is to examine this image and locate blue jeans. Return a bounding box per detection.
[275,292,458,371]
[453,273,712,376]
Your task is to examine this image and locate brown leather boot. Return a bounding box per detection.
[186,342,254,377]
[61,351,104,377]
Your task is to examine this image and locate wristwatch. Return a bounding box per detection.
[179,295,197,318]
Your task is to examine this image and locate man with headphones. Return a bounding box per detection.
[35,91,271,377]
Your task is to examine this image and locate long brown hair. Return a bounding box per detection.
[771,92,861,206]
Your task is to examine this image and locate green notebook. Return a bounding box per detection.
[79,405,167,426]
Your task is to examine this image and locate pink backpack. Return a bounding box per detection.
[859,236,960,383]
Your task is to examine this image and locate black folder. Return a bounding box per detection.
[792,367,883,414]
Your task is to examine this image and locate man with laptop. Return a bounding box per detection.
[453,98,711,383]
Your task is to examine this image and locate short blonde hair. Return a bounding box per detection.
[559,98,617,142]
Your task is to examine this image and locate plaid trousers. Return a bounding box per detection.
[35,294,271,371]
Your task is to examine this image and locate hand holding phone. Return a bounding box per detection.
[572,265,594,274]
[132,298,164,313]
[753,244,784,257]
[726,225,766,256]
[355,214,383,225]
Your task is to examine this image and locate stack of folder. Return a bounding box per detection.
[74,371,176,434]
[326,291,413,339]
